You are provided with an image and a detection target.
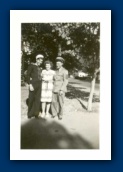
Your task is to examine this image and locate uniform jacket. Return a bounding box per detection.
[53,66,68,93]
[27,63,42,84]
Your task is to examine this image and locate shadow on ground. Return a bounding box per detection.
[21,118,94,149]
[66,85,100,103]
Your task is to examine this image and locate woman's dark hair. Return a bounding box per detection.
[44,60,53,69]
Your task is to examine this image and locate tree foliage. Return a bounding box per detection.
[21,22,100,75]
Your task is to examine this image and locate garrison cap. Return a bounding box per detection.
[56,57,65,63]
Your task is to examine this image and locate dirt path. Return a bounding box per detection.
[21,79,99,149]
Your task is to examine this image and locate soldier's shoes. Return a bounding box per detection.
[28,116,32,119]
[58,116,62,120]
[35,115,39,119]
[28,114,40,119]
[51,115,56,118]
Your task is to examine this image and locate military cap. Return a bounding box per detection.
[56,57,65,63]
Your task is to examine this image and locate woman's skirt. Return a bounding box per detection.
[41,81,53,102]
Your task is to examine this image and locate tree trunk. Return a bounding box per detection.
[87,76,96,111]
[58,43,62,56]
[87,68,100,111]
[21,53,25,86]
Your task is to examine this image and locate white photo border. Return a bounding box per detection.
[10,10,111,160]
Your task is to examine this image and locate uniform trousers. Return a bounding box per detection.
[28,81,41,118]
[51,92,65,117]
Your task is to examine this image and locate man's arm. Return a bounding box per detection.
[27,64,32,84]
[60,70,68,92]
[26,64,34,91]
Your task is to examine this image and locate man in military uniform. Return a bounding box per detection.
[27,53,44,119]
[51,57,68,120]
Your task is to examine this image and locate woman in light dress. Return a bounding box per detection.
[41,61,55,118]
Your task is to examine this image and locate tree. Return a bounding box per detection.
[49,23,83,71]
[70,23,100,111]
[21,23,82,71]
[50,23,72,56]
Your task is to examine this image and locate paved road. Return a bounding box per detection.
[68,78,100,95]
[68,78,100,89]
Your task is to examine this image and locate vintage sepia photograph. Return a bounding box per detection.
[21,22,100,149]
[10,10,111,160]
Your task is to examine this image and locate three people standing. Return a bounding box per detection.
[27,54,68,120]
